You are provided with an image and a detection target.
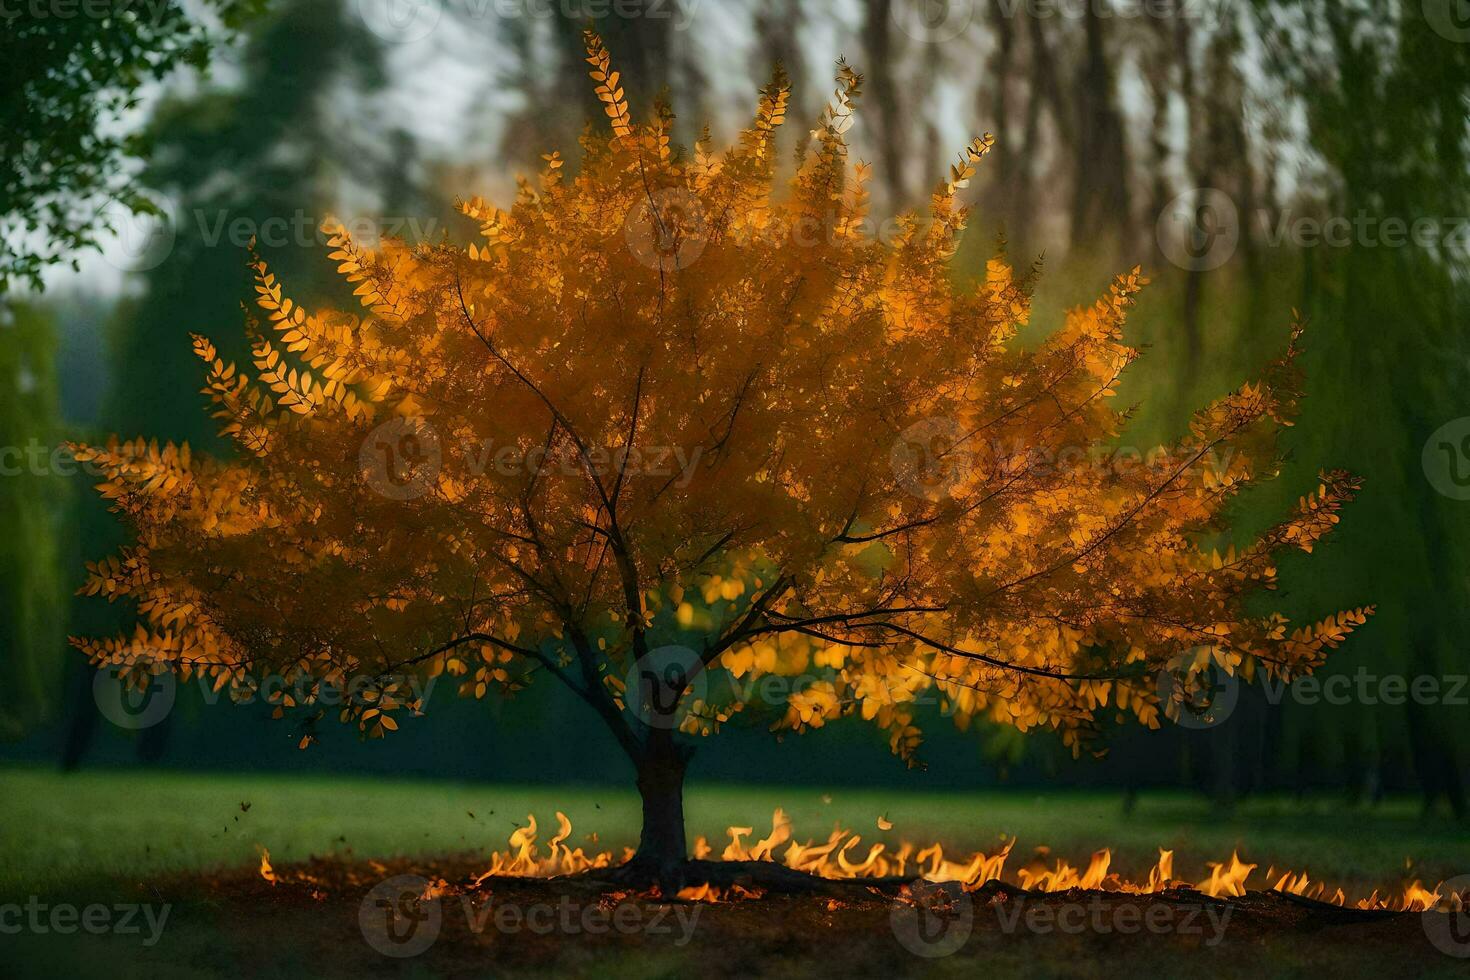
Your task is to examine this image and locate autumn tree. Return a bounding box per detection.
[73,34,1369,887]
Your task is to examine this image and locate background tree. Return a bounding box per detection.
[1249,0,1470,816]
[59,0,405,768]
[73,36,1369,885]
[0,304,67,738]
[0,0,263,293]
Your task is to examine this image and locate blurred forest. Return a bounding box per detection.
[3,0,1468,813]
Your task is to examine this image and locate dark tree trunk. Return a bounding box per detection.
[632,728,690,882]
[1070,6,1131,251]
[863,0,909,213]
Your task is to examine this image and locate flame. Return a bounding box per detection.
[457,808,1461,911]
[1197,851,1257,898]
[249,806,1460,913]
[470,811,628,886]
[676,882,765,903]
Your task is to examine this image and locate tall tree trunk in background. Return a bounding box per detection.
[986,2,1019,244]
[1176,16,1255,429]
[539,2,682,153]
[1401,386,1469,820]
[862,0,909,212]
[1203,18,1263,361]
[1021,15,1066,259]
[917,45,943,189]
[1174,12,1209,407]
[1145,11,1176,262]
[1070,6,1131,253]
[754,0,809,116]
[0,306,68,743]
[1215,16,1264,338]
[597,4,673,109]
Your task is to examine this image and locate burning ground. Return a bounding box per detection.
[5,771,1468,978]
[27,843,1464,980]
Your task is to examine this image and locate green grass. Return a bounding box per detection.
[3,764,1466,900]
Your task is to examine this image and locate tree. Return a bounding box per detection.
[0,0,263,292]
[72,34,1370,887]
[0,304,68,738]
[58,0,400,770]
[1249,0,1470,815]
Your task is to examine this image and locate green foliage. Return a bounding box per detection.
[4,767,1468,898]
[104,0,396,446]
[0,0,265,292]
[0,306,68,737]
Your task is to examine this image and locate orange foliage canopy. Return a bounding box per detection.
[73,33,1369,761]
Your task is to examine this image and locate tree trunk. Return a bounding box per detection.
[628,727,691,888]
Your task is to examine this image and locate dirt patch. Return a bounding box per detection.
[30,856,1465,979]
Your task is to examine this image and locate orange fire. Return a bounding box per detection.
[457,808,1463,913]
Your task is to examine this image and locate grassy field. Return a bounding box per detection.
[3,765,1467,900]
[5,766,1469,979]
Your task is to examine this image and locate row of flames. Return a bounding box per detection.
[456,809,1461,911]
